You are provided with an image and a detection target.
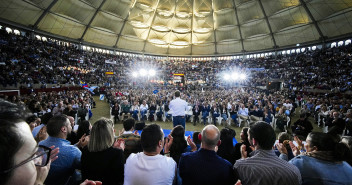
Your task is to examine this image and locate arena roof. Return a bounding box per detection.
[0,0,351,56]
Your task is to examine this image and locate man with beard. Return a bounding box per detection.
[233,122,301,185]
[39,115,88,185]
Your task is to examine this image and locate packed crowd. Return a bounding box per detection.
[1,26,352,185]
[1,28,352,92]
[1,99,352,185]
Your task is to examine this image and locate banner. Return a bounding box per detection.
[105,60,117,65]
[100,94,105,101]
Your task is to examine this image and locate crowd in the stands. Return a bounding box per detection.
[1,28,352,92]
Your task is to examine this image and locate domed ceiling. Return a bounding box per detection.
[0,0,351,56]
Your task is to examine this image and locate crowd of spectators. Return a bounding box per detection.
[2,99,352,185]
[1,27,352,185]
[1,28,352,92]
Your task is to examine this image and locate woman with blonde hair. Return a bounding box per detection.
[81,118,125,185]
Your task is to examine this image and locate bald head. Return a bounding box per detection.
[201,125,220,149]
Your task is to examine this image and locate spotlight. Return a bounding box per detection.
[139,69,147,76]
[149,69,156,76]
[231,72,239,81]
[224,74,230,81]
[132,72,138,78]
[240,73,246,80]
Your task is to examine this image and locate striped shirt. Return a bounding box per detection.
[233,149,302,185]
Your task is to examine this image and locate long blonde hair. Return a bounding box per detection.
[88,117,115,152]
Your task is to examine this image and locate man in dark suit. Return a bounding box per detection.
[192,102,202,126]
[179,125,235,185]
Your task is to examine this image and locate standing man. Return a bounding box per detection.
[169,91,188,128]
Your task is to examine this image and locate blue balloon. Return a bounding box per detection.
[153,90,159,94]
[285,110,290,116]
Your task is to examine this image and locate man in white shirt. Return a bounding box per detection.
[124,124,176,185]
[283,100,293,111]
[169,91,188,128]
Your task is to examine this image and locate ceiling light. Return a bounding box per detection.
[130,21,149,28]
[173,27,191,33]
[149,39,167,45]
[157,9,173,17]
[172,41,189,46]
[152,25,170,32]
[176,12,191,18]
[194,28,211,33]
[194,11,211,18]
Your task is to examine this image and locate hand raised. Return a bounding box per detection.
[133,130,139,136]
[289,141,300,157]
[77,134,90,148]
[275,143,288,155]
[113,138,125,151]
[164,134,173,153]
[240,144,248,159]
[187,135,197,152]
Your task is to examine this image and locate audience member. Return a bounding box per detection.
[234,127,252,161]
[39,115,86,185]
[179,125,236,185]
[0,99,58,185]
[281,132,352,185]
[124,124,176,185]
[217,127,237,165]
[274,132,294,160]
[32,112,53,138]
[169,125,193,164]
[233,121,301,185]
[192,131,201,149]
[81,118,125,185]
[291,113,313,138]
[117,118,142,159]
[76,120,92,143]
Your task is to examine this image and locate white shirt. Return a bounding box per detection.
[131,105,140,111]
[238,107,249,116]
[124,152,176,185]
[169,97,188,116]
[283,103,293,111]
[140,104,148,111]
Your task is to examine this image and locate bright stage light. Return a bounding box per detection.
[224,74,230,81]
[132,72,138,78]
[149,69,156,76]
[139,69,147,76]
[240,73,246,80]
[231,72,239,80]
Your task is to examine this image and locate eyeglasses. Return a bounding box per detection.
[1,145,51,174]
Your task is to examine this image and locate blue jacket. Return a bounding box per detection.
[289,155,352,185]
